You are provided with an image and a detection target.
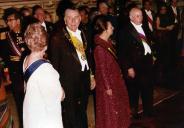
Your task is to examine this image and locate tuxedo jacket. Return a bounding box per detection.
[142,9,156,31]
[45,21,54,35]
[117,22,154,76]
[167,5,180,25]
[49,27,90,101]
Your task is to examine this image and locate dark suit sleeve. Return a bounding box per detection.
[46,21,54,34]
[167,6,176,25]
[49,33,62,71]
[0,39,9,62]
[117,29,133,73]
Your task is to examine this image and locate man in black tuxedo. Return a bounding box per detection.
[49,6,95,128]
[32,5,54,35]
[142,0,158,74]
[117,7,154,119]
[167,0,180,67]
[32,5,54,59]
[142,0,155,33]
[168,0,180,24]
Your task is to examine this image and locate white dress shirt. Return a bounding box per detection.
[131,22,152,55]
[41,22,47,31]
[67,27,89,71]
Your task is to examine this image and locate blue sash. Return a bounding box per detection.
[23,59,48,83]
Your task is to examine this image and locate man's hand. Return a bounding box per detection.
[128,68,135,78]
[90,75,96,90]
[166,25,174,31]
[61,87,65,101]
[106,89,112,96]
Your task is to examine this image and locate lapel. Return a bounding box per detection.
[151,10,155,17]
[144,9,154,19]
[128,23,142,44]
[81,30,87,52]
[63,27,80,64]
[128,22,152,52]
[177,8,180,20]
[80,30,89,61]
[45,22,53,33]
[142,24,151,44]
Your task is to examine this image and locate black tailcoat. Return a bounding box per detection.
[142,9,156,33]
[49,27,90,128]
[117,22,154,116]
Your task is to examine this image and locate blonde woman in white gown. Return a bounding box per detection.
[23,23,65,128]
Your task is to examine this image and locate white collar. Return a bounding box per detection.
[66,27,81,36]
[145,10,151,14]
[171,5,176,9]
[131,21,145,36]
[41,22,47,31]
[131,21,142,28]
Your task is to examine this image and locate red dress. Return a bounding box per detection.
[94,36,130,128]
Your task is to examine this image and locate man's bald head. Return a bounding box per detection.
[129,7,143,25]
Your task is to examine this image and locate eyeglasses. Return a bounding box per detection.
[6,18,16,23]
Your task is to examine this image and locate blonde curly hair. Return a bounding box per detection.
[24,23,48,52]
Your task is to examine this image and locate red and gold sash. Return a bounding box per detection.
[147,15,153,26]
[138,33,149,44]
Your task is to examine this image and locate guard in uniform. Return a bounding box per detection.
[2,7,29,128]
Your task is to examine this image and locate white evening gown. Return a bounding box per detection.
[23,62,64,128]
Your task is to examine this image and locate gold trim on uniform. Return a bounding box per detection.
[9,56,20,61]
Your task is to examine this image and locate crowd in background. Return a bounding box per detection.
[0,0,183,128]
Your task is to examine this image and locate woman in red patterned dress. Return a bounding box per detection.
[93,15,130,128]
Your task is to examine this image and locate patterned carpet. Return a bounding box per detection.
[7,86,178,128]
[87,86,180,128]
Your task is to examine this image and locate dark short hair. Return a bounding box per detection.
[56,0,74,18]
[78,6,88,14]
[64,6,79,17]
[143,0,151,6]
[20,7,31,16]
[32,5,42,16]
[93,15,110,34]
[158,2,167,11]
[97,1,109,9]
[3,7,21,21]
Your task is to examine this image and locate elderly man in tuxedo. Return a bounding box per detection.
[117,7,154,119]
[49,6,95,128]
